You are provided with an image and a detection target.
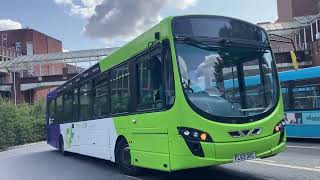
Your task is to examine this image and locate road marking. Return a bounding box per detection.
[248,160,320,173]
[315,166,320,169]
[287,145,320,150]
[124,175,143,180]
[254,159,276,163]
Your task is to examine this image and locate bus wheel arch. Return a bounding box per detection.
[114,135,141,176]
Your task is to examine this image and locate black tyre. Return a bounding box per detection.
[115,139,142,176]
[59,136,69,156]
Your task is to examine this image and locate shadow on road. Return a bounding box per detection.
[287,138,320,144]
[24,150,264,180]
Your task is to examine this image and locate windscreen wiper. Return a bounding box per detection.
[240,107,266,112]
[174,35,223,50]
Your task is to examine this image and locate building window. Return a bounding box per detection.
[110,63,130,114]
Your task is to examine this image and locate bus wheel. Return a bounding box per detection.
[59,136,69,156]
[115,139,141,176]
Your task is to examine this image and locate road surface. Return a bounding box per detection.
[0,140,319,180]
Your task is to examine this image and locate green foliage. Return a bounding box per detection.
[0,99,46,150]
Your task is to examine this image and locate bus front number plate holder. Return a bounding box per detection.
[233,152,256,162]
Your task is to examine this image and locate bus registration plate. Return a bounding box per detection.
[234,152,256,162]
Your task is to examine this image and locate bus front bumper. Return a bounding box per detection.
[170,132,286,171]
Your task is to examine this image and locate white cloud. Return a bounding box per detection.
[54,0,103,18]
[171,0,197,9]
[62,48,70,52]
[55,0,198,46]
[83,0,198,42]
[54,0,73,5]
[0,19,22,31]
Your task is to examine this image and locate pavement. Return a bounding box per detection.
[0,140,319,180]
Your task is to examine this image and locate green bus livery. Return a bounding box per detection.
[47,15,286,175]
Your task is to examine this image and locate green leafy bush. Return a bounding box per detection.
[0,99,46,150]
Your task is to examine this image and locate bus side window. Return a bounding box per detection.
[48,99,56,124]
[292,83,320,110]
[56,95,63,124]
[163,40,175,107]
[63,92,73,123]
[79,82,93,121]
[281,82,291,111]
[73,88,79,122]
[110,63,130,114]
[136,48,164,110]
[94,73,110,117]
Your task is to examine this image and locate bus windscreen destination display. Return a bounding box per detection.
[172,17,268,44]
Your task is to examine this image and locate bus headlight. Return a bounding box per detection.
[178,127,213,142]
[274,120,286,134]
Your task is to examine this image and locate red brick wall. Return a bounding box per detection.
[47,37,62,53]
[292,0,318,18]
[34,87,57,102]
[277,0,293,22]
[0,29,33,55]
[277,0,318,22]
[33,63,65,76]
[0,29,62,55]
[32,31,48,54]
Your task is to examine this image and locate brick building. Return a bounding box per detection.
[0,28,62,56]
[0,28,63,103]
[259,0,320,71]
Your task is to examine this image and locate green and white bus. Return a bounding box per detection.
[47,15,286,175]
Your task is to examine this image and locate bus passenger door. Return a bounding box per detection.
[129,44,171,170]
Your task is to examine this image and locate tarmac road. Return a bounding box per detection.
[0,140,319,180]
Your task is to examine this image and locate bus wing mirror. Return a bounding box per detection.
[290,51,299,70]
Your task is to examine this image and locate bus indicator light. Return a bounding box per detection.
[274,120,286,133]
[200,133,207,141]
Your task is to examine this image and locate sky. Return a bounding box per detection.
[0,0,278,51]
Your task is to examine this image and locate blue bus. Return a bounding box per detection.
[279,66,320,138]
[220,66,320,138]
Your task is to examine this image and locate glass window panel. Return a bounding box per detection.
[137,54,164,110]
[63,92,73,123]
[94,78,109,117]
[110,63,130,114]
[293,84,320,110]
[79,83,93,120]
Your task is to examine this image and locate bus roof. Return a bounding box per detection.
[278,66,320,82]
